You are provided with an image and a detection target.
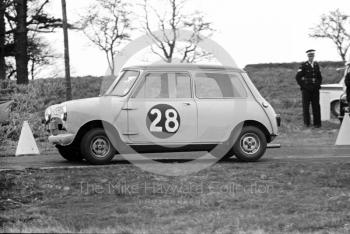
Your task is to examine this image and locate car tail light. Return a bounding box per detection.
[276,114,281,127]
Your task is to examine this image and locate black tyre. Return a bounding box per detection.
[221,148,235,160]
[56,145,83,162]
[210,147,235,161]
[80,128,116,165]
[233,126,267,162]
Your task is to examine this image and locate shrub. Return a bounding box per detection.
[0,76,108,142]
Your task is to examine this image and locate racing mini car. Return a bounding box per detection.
[44,64,281,164]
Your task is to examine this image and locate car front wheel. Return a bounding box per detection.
[233,126,267,162]
[80,128,116,165]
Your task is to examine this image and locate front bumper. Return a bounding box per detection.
[45,117,74,146]
[48,133,75,146]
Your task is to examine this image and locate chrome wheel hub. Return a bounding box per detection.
[90,136,110,158]
[240,133,260,155]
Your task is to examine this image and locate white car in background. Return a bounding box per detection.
[320,65,349,120]
[44,64,281,164]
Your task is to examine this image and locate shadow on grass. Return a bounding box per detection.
[54,155,265,167]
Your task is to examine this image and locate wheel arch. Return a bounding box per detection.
[330,99,341,117]
[330,99,340,105]
[243,120,271,143]
[71,120,121,147]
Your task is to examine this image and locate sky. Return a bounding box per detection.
[42,0,350,78]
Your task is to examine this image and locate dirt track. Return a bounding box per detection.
[1,145,350,171]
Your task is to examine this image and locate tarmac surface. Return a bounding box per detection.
[1,145,350,171]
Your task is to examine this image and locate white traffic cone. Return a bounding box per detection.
[335,113,350,146]
[15,121,40,156]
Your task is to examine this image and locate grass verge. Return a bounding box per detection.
[1,159,350,233]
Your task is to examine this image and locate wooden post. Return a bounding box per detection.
[61,0,72,100]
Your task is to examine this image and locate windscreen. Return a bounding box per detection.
[105,70,139,96]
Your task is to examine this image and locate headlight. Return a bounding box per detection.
[46,103,67,121]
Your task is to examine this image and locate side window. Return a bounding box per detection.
[134,72,192,99]
[174,73,191,98]
[195,72,247,98]
[229,73,248,97]
[135,73,169,98]
[195,75,223,98]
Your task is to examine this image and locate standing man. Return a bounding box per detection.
[296,49,323,128]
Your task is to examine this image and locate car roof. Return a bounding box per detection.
[123,64,244,73]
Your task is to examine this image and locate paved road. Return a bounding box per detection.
[1,146,350,171]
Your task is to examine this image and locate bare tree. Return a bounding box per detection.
[2,0,63,83]
[26,0,61,80]
[310,9,350,62]
[28,33,57,80]
[14,0,28,84]
[81,0,132,75]
[142,0,214,63]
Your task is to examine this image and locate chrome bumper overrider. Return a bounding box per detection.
[48,134,74,146]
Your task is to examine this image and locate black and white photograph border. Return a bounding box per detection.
[1,0,350,233]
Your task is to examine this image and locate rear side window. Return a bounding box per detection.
[134,72,192,99]
[194,72,247,98]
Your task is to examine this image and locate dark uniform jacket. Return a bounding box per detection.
[296,61,323,91]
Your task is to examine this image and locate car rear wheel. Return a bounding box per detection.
[56,145,83,162]
[80,128,116,165]
[233,126,267,162]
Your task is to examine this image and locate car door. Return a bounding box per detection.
[194,72,249,143]
[127,71,197,145]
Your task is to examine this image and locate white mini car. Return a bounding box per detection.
[320,65,348,120]
[45,64,281,164]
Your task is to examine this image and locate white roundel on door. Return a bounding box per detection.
[146,104,181,139]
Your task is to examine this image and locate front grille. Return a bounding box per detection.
[45,118,66,135]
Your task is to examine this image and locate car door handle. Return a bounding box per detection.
[183,102,191,106]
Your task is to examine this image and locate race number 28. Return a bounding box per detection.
[147,104,181,138]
